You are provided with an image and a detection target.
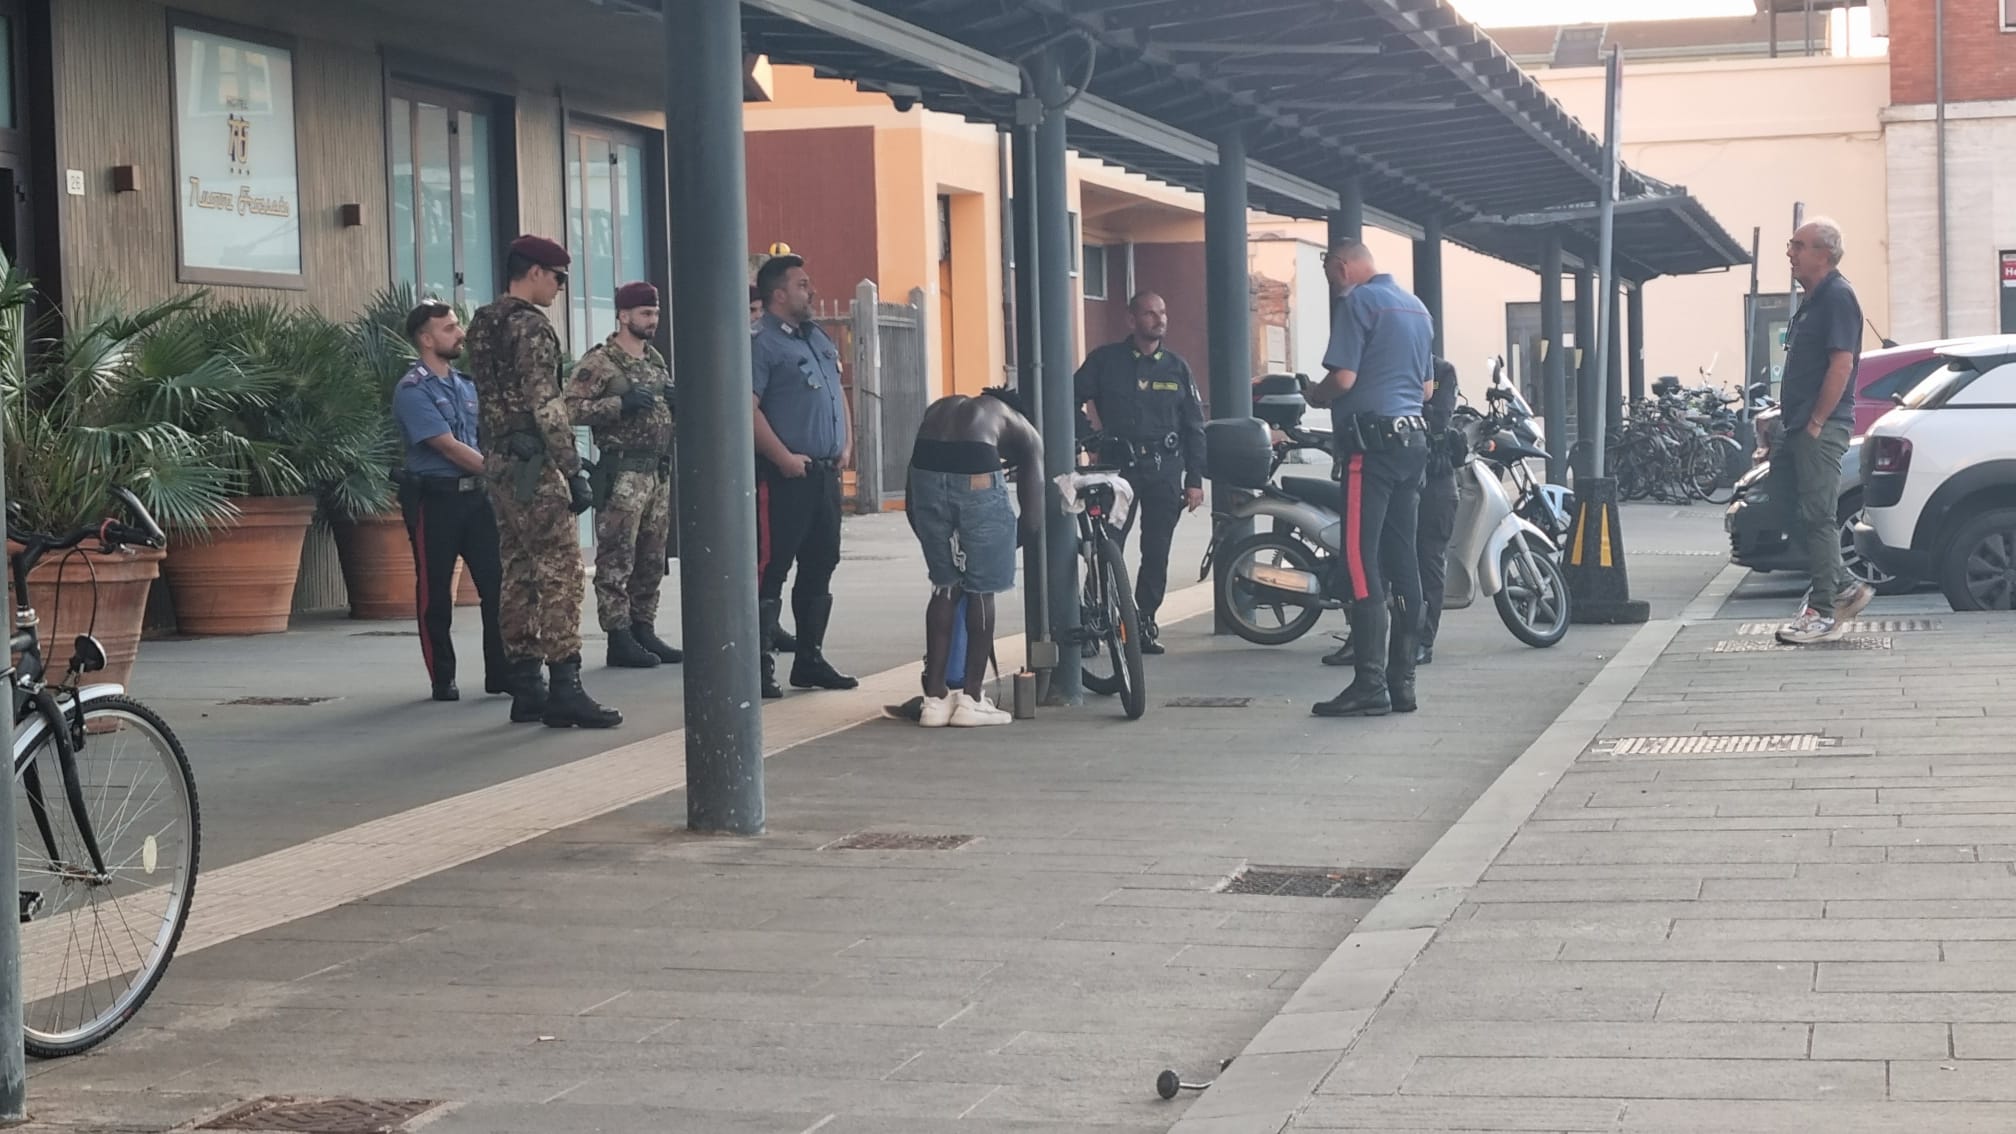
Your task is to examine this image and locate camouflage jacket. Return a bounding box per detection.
[564,334,674,455]
[465,296,580,477]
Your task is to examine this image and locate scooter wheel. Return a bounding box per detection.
[1156,1070,1181,1100]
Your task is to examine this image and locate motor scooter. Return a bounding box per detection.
[1202,378,1571,649]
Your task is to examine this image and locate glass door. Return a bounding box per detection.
[388,83,498,308]
[565,121,650,350]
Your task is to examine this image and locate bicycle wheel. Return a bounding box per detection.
[1086,535,1146,719]
[15,695,199,1058]
[1688,434,1743,505]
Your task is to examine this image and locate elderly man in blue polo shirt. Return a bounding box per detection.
[391,299,506,703]
[1302,239,1434,720]
[1776,216,1874,644]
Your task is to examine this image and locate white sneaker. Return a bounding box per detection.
[918,695,954,728]
[1776,607,1844,645]
[1834,582,1874,625]
[948,692,1012,727]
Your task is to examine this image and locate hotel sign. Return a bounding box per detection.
[172,23,303,287]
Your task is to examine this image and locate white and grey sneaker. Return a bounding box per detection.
[1776,607,1844,645]
[918,694,954,728]
[948,692,1013,727]
[1833,582,1875,625]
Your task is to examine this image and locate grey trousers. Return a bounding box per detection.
[1782,419,1854,615]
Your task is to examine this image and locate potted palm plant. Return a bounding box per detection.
[1,267,246,684]
[156,301,395,635]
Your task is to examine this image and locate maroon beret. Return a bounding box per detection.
[507,234,570,270]
[614,281,659,311]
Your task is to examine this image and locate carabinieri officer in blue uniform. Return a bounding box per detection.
[1303,240,1434,720]
[391,299,506,703]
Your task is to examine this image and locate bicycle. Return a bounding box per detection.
[7,486,199,1057]
[1066,436,1146,720]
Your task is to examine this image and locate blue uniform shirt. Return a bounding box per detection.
[751,312,847,461]
[1321,273,1434,424]
[391,362,480,478]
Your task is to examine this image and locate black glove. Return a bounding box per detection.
[567,471,594,515]
[619,385,658,416]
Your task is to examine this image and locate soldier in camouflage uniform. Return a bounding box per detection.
[565,280,681,669]
[464,234,621,729]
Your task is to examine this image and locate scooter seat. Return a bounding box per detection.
[1277,476,1341,511]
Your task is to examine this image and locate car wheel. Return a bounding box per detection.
[1939,507,2016,612]
[1837,492,1912,596]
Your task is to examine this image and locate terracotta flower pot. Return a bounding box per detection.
[14,543,165,690]
[161,496,317,636]
[333,512,420,620]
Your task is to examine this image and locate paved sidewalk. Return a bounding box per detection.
[1172,599,2016,1133]
[11,521,1731,1131]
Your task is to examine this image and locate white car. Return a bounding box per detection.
[1853,336,2016,611]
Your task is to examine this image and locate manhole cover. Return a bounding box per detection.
[220,696,340,707]
[198,1096,442,1133]
[350,630,419,637]
[1737,619,1939,635]
[1590,734,1826,760]
[828,832,975,851]
[1166,696,1251,708]
[1712,636,1891,653]
[1221,865,1404,899]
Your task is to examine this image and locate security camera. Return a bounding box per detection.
[891,94,916,113]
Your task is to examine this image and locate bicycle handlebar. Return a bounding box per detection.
[7,488,167,577]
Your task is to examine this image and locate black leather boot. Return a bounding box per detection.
[1387,599,1420,714]
[605,626,662,668]
[506,656,548,724]
[760,599,785,699]
[1320,634,1355,667]
[1416,642,1434,666]
[790,595,858,691]
[542,655,623,729]
[632,622,683,664]
[1312,600,1391,718]
[771,625,798,653]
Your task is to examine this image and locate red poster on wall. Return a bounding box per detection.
[2003,252,2016,333]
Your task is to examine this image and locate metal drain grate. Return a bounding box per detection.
[220,696,340,707]
[1221,865,1405,899]
[198,1096,443,1133]
[828,832,975,851]
[1712,636,1892,653]
[1166,696,1251,708]
[1636,549,1727,557]
[1590,734,1826,761]
[1738,619,1940,636]
[350,630,419,637]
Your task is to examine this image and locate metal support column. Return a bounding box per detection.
[1329,175,1363,249]
[667,0,763,834]
[1573,266,1596,477]
[1412,215,1445,358]
[1206,126,1252,634]
[1626,282,1646,404]
[1541,233,1568,486]
[1605,281,1624,435]
[1011,102,1049,682]
[1032,51,1081,703]
[0,345,23,1117]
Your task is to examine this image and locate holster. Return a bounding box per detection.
[587,457,614,510]
[496,431,549,503]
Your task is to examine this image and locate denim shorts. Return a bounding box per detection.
[908,468,1017,594]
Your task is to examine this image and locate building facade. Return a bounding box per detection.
[1882,0,2016,340]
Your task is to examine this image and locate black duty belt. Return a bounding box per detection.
[413,475,485,495]
[601,450,668,475]
[1332,414,1430,455]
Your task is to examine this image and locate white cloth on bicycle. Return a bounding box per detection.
[1054,470,1136,529]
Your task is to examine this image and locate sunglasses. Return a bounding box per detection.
[550,268,569,287]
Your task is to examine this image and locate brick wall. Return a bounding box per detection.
[1889,0,2016,105]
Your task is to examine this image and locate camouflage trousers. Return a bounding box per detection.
[594,469,671,632]
[487,460,584,662]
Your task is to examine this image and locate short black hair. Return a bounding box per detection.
[506,250,540,281]
[404,299,454,343]
[754,254,806,306]
[980,384,1031,421]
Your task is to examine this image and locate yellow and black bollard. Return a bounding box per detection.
[1562,477,1650,624]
